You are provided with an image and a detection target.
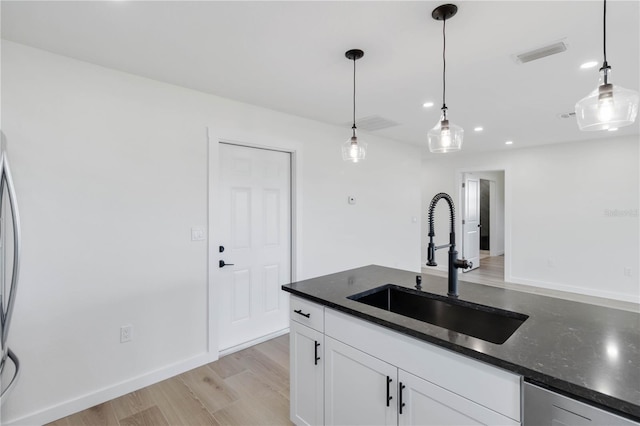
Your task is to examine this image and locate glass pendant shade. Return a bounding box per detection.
[428,115,463,153]
[342,132,367,163]
[575,69,639,131]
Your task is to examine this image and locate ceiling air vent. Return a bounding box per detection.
[515,41,567,64]
[346,115,399,132]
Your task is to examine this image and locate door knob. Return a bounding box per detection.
[219,260,234,268]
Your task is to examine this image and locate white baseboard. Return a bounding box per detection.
[219,327,289,357]
[508,275,640,310]
[4,352,218,426]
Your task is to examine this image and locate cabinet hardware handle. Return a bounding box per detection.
[219,260,234,268]
[314,341,320,365]
[399,382,406,414]
[386,376,393,407]
[294,309,310,318]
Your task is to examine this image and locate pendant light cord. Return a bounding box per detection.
[602,0,610,83]
[442,17,447,115]
[352,56,357,134]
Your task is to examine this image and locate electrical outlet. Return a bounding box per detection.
[624,267,632,278]
[120,325,133,343]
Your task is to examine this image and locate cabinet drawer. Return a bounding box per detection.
[291,296,324,332]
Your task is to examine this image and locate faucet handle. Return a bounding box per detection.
[455,258,473,270]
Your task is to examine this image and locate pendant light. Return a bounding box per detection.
[343,49,367,163]
[575,0,638,131]
[428,4,463,153]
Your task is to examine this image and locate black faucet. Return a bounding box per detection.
[426,192,472,298]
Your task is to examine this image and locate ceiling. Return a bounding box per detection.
[2,1,639,157]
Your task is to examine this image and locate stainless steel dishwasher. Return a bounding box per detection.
[523,382,639,426]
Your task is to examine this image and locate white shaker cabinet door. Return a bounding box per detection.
[398,369,519,426]
[324,336,397,426]
[290,321,324,426]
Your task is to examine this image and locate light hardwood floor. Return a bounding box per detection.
[47,335,293,426]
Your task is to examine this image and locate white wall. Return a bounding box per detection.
[422,137,639,303]
[1,41,422,424]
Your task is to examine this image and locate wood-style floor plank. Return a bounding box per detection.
[179,365,239,414]
[118,406,169,426]
[110,388,156,421]
[58,402,120,426]
[207,351,247,380]
[235,347,289,393]
[145,376,220,426]
[252,335,290,370]
[212,391,291,426]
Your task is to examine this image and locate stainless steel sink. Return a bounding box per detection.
[348,284,528,344]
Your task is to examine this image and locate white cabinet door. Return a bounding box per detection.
[290,321,324,426]
[325,336,397,426]
[398,369,519,426]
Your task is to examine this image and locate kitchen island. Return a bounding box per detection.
[282,265,640,424]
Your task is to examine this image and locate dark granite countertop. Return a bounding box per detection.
[282,265,640,421]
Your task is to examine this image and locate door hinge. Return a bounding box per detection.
[462,219,466,225]
[462,182,466,188]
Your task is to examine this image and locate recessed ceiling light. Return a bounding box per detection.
[474,126,483,132]
[423,102,434,108]
[608,127,618,132]
[505,140,513,145]
[580,61,599,69]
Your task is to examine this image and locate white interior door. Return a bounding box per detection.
[462,177,480,271]
[217,143,291,352]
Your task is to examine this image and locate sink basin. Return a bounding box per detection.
[348,284,528,344]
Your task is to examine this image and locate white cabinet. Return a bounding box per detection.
[398,369,518,426]
[324,336,397,426]
[324,308,521,424]
[290,297,324,426]
[289,296,522,426]
[323,336,518,426]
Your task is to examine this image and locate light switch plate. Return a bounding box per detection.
[191,227,206,241]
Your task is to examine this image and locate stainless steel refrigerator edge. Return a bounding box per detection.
[0,141,21,406]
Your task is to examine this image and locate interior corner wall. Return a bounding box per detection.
[0,41,421,425]
[421,137,639,303]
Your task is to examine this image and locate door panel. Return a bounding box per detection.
[463,177,480,271]
[218,143,291,351]
[263,264,280,312]
[231,269,251,322]
[231,188,251,248]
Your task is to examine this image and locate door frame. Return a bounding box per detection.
[456,167,510,282]
[206,127,302,358]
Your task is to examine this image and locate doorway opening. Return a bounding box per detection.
[461,170,505,281]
